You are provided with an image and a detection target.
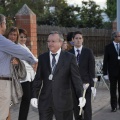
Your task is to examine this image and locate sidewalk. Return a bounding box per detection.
[92,81,110,114]
[10,81,110,120]
[93,104,120,120]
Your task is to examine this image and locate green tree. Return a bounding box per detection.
[58,5,80,27]
[0,0,45,17]
[78,0,103,28]
[102,21,112,29]
[0,0,46,28]
[37,0,68,25]
[0,0,81,27]
[105,0,116,21]
[0,0,105,28]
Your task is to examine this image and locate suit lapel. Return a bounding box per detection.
[111,43,118,55]
[53,51,64,76]
[79,47,85,61]
[72,47,84,62]
[46,52,51,73]
[70,47,83,63]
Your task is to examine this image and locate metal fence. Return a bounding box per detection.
[37,25,112,56]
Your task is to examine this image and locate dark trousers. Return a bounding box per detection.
[73,86,92,120]
[39,107,73,120]
[109,76,120,109]
[18,81,32,120]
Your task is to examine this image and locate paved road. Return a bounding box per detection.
[10,81,110,120]
[93,105,120,120]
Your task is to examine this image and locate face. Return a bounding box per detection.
[8,31,18,43]
[115,32,120,43]
[0,18,6,35]
[19,33,27,45]
[73,34,83,48]
[62,41,68,50]
[47,34,63,53]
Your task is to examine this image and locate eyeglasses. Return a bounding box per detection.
[0,21,6,25]
[3,21,6,24]
[20,36,27,38]
[47,40,60,43]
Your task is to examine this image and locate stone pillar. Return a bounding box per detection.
[15,4,37,57]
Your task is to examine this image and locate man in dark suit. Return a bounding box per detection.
[31,31,86,120]
[69,31,95,120]
[103,31,120,112]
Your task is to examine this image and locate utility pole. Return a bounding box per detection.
[117,0,120,31]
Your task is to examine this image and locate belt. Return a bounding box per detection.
[0,77,12,81]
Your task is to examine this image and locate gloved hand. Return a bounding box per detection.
[91,87,96,97]
[31,98,38,108]
[78,97,86,108]
[103,75,109,80]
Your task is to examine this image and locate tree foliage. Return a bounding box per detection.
[78,0,103,28]
[0,0,45,17]
[37,0,68,25]
[105,0,116,21]
[0,0,45,27]
[58,5,80,27]
[0,0,105,28]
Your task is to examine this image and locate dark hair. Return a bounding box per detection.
[0,14,5,24]
[19,28,28,37]
[5,26,19,44]
[111,31,119,41]
[66,32,74,41]
[73,31,82,39]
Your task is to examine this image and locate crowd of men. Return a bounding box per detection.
[0,13,120,120]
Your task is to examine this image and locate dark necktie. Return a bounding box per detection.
[51,53,57,69]
[116,43,119,55]
[76,49,80,63]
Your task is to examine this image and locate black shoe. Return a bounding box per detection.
[111,108,117,112]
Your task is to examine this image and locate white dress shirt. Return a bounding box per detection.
[113,41,119,55]
[18,43,38,83]
[49,48,61,68]
[74,45,83,57]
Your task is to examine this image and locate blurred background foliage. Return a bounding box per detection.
[0,0,116,29]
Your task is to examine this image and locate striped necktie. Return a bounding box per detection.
[76,49,80,63]
[51,53,57,74]
[116,43,119,55]
[51,53,57,67]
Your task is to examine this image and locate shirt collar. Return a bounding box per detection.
[113,41,119,47]
[50,48,61,56]
[74,45,83,52]
[49,48,61,67]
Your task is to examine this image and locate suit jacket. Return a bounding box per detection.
[32,51,83,111]
[69,47,95,86]
[103,42,120,77]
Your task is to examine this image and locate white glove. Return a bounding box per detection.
[31,98,38,108]
[78,97,86,108]
[103,75,109,80]
[91,87,96,97]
